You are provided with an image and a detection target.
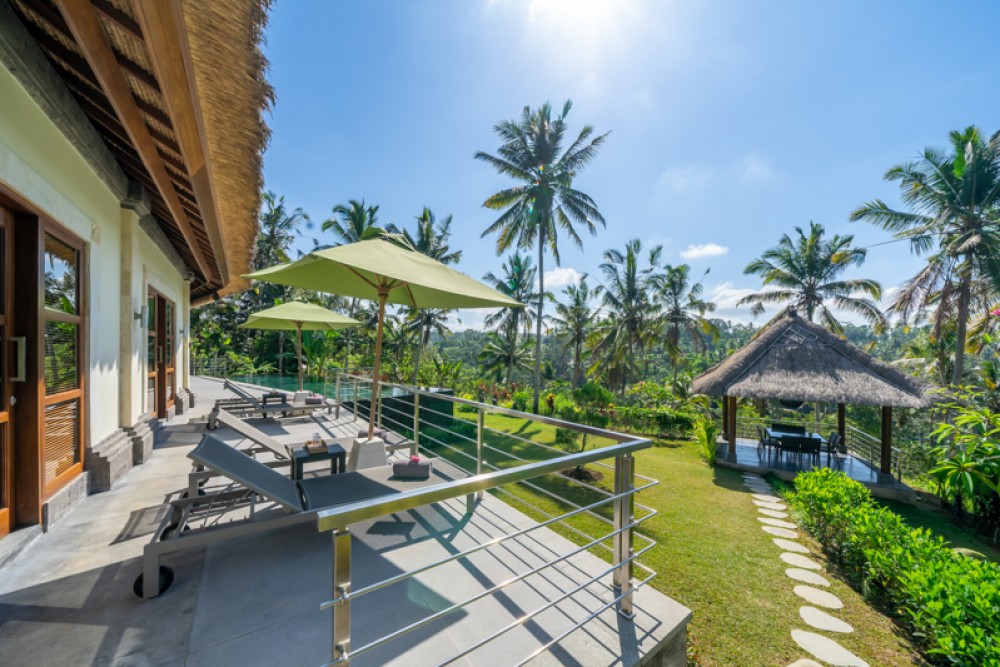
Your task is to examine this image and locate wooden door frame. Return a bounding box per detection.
[0,181,88,526]
[147,288,175,418]
[0,207,12,537]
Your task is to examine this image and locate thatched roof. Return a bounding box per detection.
[10,0,271,302]
[691,307,936,408]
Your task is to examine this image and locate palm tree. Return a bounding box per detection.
[738,222,885,332]
[591,239,661,392]
[404,309,452,386]
[654,264,720,382]
[478,331,533,385]
[322,199,382,368]
[476,100,609,412]
[251,192,308,372]
[549,277,596,388]
[483,253,542,384]
[851,127,1000,384]
[388,208,463,385]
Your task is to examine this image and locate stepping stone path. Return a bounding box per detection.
[793,585,844,609]
[800,606,853,633]
[774,538,809,553]
[792,630,869,667]
[762,526,798,538]
[781,552,821,569]
[786,568,830,587]
[740,475,868,667]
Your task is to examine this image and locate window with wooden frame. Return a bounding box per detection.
[41,231,84,496]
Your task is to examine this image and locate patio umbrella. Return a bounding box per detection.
[238,301,359,392]
[245,238,522,439]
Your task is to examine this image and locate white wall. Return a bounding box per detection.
[0,63,185,442]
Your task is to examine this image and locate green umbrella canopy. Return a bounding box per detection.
[244,238,523,309]
[245,238,522,439]
[238,301,360,331]
[238,301,359,391]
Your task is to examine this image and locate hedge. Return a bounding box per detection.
[789,469,1000,667]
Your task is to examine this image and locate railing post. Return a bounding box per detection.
[331,528,351,665]
[612,452,635,618]
[476,407,485,501]
[352,377,358,422]
[411,392,420,457]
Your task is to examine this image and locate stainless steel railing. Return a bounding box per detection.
[317,372,659,666]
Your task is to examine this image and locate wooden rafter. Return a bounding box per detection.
[54,0,212,282]
[133,1,230,285]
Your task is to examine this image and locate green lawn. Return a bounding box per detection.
[425,405,927,665]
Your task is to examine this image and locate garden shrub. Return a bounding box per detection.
[790,469,1000,666]
[692,416,718,466]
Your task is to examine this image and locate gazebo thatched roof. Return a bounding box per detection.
[691,307,936,408]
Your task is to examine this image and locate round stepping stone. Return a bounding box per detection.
[781,552,820,569]
[774,538,809,553]
[743,472,763,479]
[759,517,798,529]
[787,660,824,667]
[753,499,786,510]
[794,585,843,609]
[745,481,771,489]
[800,606,853,633]
[786,568,830,587]
[791,629,869,667]
[752,493,780,502]
[758,508,789,519]
[763,526,798,538]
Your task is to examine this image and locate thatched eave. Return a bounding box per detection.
[691,307,937,409]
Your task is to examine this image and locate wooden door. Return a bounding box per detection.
[147,291,175,419]
[0,208,11,537]
[147,290,157,416]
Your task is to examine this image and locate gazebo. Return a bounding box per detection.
[691,306,936,481]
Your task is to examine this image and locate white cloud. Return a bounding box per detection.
[543,267,582,288]
[681,243,728,259]
[656,164,714,193]
[735,154,779,184]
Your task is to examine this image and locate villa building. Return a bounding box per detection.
[0,0,268,538]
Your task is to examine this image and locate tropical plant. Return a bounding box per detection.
[483,253,541,384]
[549,277,596,388]
[477,100,609,412]
[738,221,885,332]
[851,127,1000,384]
[654,264,720,381]
[477,331,534,385]
[590,239,661,391]
[693,416,719,466]
[405,309,452,386]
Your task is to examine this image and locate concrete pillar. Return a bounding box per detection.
[118,209,137,428]
[181,274,191,389]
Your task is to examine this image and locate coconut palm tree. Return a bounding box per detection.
[851,127,1000,384]
[654,264,720,382]
[738,222,885,333]
[387,208,463,385]
[590,239,661,392]
[549,277,596,388]
[476,100,609,412]
[478,330,533,385]
[483,253,542,384]
[322,199,383,368]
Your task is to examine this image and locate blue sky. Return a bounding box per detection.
[262,0,1000,329]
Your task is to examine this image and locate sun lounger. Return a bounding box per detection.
[137,433,458,599]
[207,380,339,429]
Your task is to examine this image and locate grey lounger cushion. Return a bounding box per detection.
[189,434,304,512]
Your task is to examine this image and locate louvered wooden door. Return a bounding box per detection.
[40,229,84,500]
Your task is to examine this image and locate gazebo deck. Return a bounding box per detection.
[716,438,914,499]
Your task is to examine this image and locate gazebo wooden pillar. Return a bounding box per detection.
[727,396,737,457]
[880,406,893,478]
[837,404,846,441]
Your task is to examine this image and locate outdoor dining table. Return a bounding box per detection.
[764,428,828,453]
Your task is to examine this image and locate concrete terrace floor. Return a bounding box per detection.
[0,377,688,666]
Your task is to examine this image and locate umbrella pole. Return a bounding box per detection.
[369,288,389,440]
[296,323,304,392]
